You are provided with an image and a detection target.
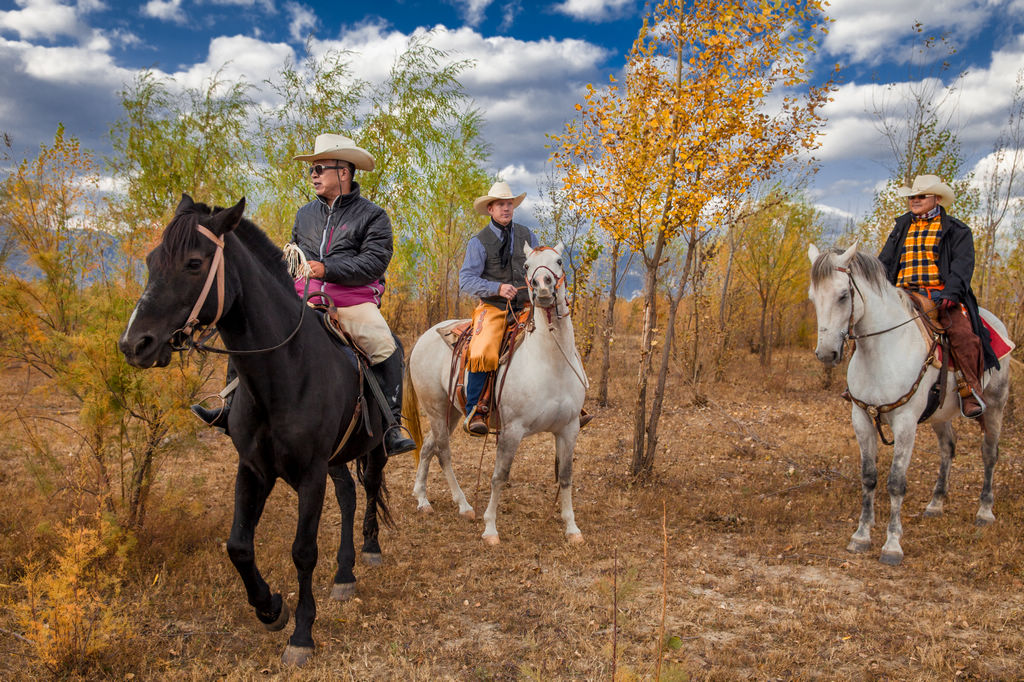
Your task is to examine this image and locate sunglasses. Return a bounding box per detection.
[907,194,934,201]
[309,164,347,176]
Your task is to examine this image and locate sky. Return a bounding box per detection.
[2,0,1024,226]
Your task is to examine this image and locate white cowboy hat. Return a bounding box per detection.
[292,133,375,171]
[473,181,526,216]
[896,174,954,208]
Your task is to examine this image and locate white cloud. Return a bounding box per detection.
[823,0,992,65]
[143,0,186,24]
[171,35,295,96]
[552,0,632,22]
[0,0,86,41]
[452,0,492,27]
[286,2,317,42]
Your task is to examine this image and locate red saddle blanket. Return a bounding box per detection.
[984,318,1015,360]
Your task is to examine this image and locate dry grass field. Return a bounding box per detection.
[1,343,1023,680]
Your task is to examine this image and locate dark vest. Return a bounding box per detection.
[477,221,531,310]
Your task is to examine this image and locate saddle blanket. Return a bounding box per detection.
[984,318,1015,361]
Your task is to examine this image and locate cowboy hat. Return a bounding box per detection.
[473,181,526,216]
[896,174,954,208]
[292,133,375,171]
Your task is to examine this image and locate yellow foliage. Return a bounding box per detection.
[16,509,133,675]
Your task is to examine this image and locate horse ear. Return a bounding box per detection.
[836,242,858,268]
[522,241,533,258]
[807,243,820,264]
[209,197,246,235]
[176,193,195,216]
[553,241,565,255]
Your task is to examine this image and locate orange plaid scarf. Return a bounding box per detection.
[896,213,942,288]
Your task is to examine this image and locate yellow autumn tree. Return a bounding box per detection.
[553,0,836,476]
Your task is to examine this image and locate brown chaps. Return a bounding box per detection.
[940,305,984,398]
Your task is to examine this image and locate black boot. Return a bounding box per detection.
[190,363,236,435]
[370,343,416,457]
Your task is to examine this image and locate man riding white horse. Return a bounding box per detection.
[876,174,998,419]
[457,181,592,436]
[192,133,415,456]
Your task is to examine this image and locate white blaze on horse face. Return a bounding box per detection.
[120,290,150,343]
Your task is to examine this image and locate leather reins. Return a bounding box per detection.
[835,265,941,445]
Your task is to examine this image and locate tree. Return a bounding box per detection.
[553,0,835,477]
[735,193,822,367]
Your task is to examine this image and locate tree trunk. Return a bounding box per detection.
[597,239,621,406]
[630,234,665,477]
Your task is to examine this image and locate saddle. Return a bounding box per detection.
[437,307,533,433]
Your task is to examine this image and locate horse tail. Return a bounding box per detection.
[356,452,394,529]
[403,366,423,466]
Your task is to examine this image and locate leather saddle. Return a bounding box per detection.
[437,307,533,431]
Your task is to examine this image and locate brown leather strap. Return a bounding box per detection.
[183,224,225,336]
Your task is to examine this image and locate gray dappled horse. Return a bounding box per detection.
[808,243,1010,566]
[119,195,391,665]
[404,243,587,544]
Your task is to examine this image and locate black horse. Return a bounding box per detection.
[118,195,391,665]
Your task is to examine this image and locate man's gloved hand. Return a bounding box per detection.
[938,298,958,311]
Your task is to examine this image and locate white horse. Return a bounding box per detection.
[404,242,587,545]
[807,244,1010,566]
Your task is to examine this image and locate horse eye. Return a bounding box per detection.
[838,292,848,302]
[186,258,203,271]
[556,258,562,266]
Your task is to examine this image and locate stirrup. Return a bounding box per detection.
[463,406,489,436]
[959,389,986,419]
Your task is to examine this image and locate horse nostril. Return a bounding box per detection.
[132,334,154,358]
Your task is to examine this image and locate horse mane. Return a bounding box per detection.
[811,248,890,295]
[160,202,293,290]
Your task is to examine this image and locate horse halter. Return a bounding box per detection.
[526,248,568,322]
[835,265,923,356]
[174,224,225,348]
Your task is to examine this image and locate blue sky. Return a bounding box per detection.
[2,0,1023,224]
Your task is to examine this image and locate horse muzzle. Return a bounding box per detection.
[118,332,173,368]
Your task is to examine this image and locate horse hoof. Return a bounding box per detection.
[879,551,903,566]
[262,600,290,632]
[975,515,995,527]
[281,644,314,666]
[846,539,870,554]
[482,534,500,546]
[460,509,475,520]
[362,552,383,566]
[566,532,584,545]
[418,503,434,514]
[922,507,943,518]
[331,582,356,601]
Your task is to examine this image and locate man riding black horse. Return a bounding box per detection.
[192,133,415,455]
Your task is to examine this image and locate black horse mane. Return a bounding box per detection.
[811,247,890,295]
[161,202,294,291]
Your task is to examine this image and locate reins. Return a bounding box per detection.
[835,264,944,445]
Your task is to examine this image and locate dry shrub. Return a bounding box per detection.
[16,507,134,675]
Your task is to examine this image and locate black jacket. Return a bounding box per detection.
[878,208,998,370]
[290,182,392,287]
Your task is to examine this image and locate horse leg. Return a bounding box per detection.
[924,421,956,517]
[555,425,582,543]
[482,430,522,545]
[360,447,386,566]
[281,470,328,666]
[328,463,357,601]
[847,408,878,554]
[413,424,439,513]
[976,375,1007,525]
[226,465,288,632]
[880,416,917,566]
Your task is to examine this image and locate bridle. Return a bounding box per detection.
[169,223,311,356]
[833,265,923,361]
[524,252,589,389]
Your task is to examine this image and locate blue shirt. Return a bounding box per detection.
[458,220,539,299]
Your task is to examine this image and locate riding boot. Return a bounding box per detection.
[464,371,490,436]
[370,345,416,456]
[939,304,986,419]
[191,362,236,435]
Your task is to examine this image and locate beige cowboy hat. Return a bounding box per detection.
[292,133,375,171]
[473,181,526,216]
[896,174,954,208]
